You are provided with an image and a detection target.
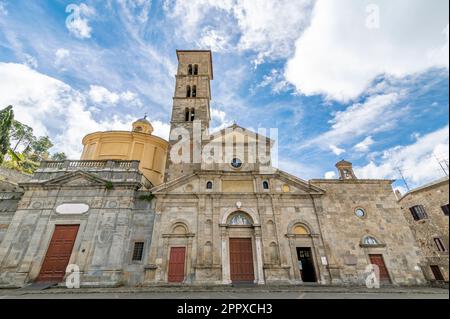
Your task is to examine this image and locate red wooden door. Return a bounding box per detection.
[36,225,79,282]
[369,254,391,283]
[168,247,186,283]
[229,238,255,282]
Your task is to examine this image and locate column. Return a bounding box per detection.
[220,225,231,284]
[254,226,265,284]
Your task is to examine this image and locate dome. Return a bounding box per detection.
[132,115,153,134]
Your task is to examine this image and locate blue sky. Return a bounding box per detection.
[0,0,448,193]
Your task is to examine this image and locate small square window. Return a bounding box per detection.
[409,205,428,221]
[132,242,144,261]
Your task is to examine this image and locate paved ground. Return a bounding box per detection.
[0,286,448,299]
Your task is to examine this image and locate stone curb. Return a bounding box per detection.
[3,286,448,296]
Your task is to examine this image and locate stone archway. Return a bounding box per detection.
[161,220,195,283]
[219,210,265,285]
[286,220,322,284]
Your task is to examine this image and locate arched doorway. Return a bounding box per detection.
[286,221,321,283]
[220,210,265,285]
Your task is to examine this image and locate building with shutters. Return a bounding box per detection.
[397,177,449,283]
[0,50,443,288]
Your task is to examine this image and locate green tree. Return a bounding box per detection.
[0,105,14,164]
[10,120,34,152]
[28,136,53,162]
[51,152,67,161]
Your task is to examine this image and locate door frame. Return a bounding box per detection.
[229,237,255,283]
[367,253,392,284]
[30,221,85,282]
[36,224,80,283]
[167,246,187,283]
[296,247,318,283]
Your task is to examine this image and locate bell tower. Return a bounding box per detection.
[335,160,357,180]
[165,50,213,181]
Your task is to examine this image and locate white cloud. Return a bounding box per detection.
[211,108,226,123]
[353,136,374,153]
[151,120,170,140]
[87,85,143,107]
[303,92,403,150]
[232,0,314,63]
[285,0,449,102]
[210,108,233,132]
[0,62,163,158]
[253,69,290,94]
[55,48,71,69]
[324,171,336,179]
[117,0,152,25]
[65,3,95,39]
[88,85,120,105]
[354,125,449,188]
[0,1,7,15]
[165,0,314,63]
[329,144,345,156]
[196,27,231,52]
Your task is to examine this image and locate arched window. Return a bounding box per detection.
[186,85,191,98]
[185,108,190,121]
[172,223,188,234]
[193,64,198,75]
[190,108,195,121]
[293,225,309,235]
[188,64,193,75]
[363,236,379,245]
[228,212,252,225]
[262,181,269,190]
[192,85,197,97]
[206,181,213,189]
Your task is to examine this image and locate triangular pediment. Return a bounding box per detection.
[41,171,109,187]
[274,170,325,195]
[150,174,199,194]
[151,169,325,196]
[208,124,274,145]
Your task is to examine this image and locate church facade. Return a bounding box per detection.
[0,50,440,288]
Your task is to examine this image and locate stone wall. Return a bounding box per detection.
[0,161,155,288]
[398,177,449,282]
[311,179,426,286]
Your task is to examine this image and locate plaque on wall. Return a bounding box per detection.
[343,254,358,266]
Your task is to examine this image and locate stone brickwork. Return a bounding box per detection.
[398,177,449,282]
[146,170,330,285]
[310,179,426,285]
[0,160,155,288]
[0,50,442,288]
[165,51,213,182]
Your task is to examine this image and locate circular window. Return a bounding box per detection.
[355,208,366,218]
[230,158,242,169]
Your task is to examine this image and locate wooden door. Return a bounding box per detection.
[297,247,317,282]
[229,238,255,282]
[369,254,391,283]
[36,225,79,283]
[430,265,444,281]
[168,247,186,283]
